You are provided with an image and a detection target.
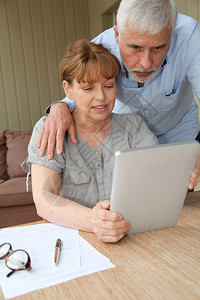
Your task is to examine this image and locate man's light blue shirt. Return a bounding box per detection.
[60,14,200,144]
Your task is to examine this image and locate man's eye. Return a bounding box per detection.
[154,45,166,50]
[154,46,162,50]
[130,45,140,50]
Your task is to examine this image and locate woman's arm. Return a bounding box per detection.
[32,163,93,231]
[31,164,130,242]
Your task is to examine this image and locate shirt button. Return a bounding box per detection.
[99,187,103,191]
[97,163,101,168]
[97,176,102,180]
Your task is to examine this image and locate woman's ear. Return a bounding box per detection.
[63,80,74,99]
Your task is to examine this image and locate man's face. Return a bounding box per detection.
[114,24,172,83]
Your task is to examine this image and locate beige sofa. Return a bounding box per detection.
[0,130,42,228]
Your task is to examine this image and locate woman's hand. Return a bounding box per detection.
[37,103,77,160]
[91,200,131,243]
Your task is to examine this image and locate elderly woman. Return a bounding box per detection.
[23,40,157,242]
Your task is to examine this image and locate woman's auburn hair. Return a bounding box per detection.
[60,39,121,84]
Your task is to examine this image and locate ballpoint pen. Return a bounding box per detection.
[54,238,63,265]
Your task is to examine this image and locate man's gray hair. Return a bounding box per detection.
[116,0,177,35]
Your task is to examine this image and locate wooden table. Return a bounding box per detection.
[1,191,200,300]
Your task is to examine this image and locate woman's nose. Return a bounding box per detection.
[95,87,106,100]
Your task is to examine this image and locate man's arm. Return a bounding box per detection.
[37,102,77,159]
[188,150,200,190]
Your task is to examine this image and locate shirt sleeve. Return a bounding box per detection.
[22,116,66,174]
[45,97,76,115]
[186,22,200,100]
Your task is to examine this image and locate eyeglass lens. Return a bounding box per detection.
[6,250,29,270]
[0,243,11,259]
[0,243,31,277]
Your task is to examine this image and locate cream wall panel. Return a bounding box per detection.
[176,0,186,14]
[40,0,62,103]
[0,0,23,130]
[87,0,119,39]
[176,0,200,22]
[0,2,9,128]
[18,0,42,129]
[0,0,89,131]
[52,0,69,97]
[73,0,90,39]
[88,0,200,39]
[8,0,32,130]
[0,55,8,128]
[199,0,200,20]
[62,1,77,42]
[29,1,53,114]
[186,0,198,20]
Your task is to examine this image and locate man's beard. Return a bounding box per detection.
[124,62,159,83]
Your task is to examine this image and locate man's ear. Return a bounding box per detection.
[63,80,74,99]
[113,25,119,45]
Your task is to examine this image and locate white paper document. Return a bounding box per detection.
[0,223,114,299]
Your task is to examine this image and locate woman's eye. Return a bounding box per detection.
[105,85,114,89]
[83,87,93,91]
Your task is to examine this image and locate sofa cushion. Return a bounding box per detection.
[0,130,8,180]
[6,130,32,178]
[0,205,42,228]
[0,177,33,207]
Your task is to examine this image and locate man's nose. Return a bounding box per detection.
[139,50,153,70]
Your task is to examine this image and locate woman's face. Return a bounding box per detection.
[63,76,117,122]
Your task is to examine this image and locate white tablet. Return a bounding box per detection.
[110,141,199,235]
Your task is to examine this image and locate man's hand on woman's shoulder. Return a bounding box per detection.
[37,102,77,159]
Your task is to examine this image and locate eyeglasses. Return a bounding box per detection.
[0,243,31,277]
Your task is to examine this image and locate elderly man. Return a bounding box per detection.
[38,0,200,189]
